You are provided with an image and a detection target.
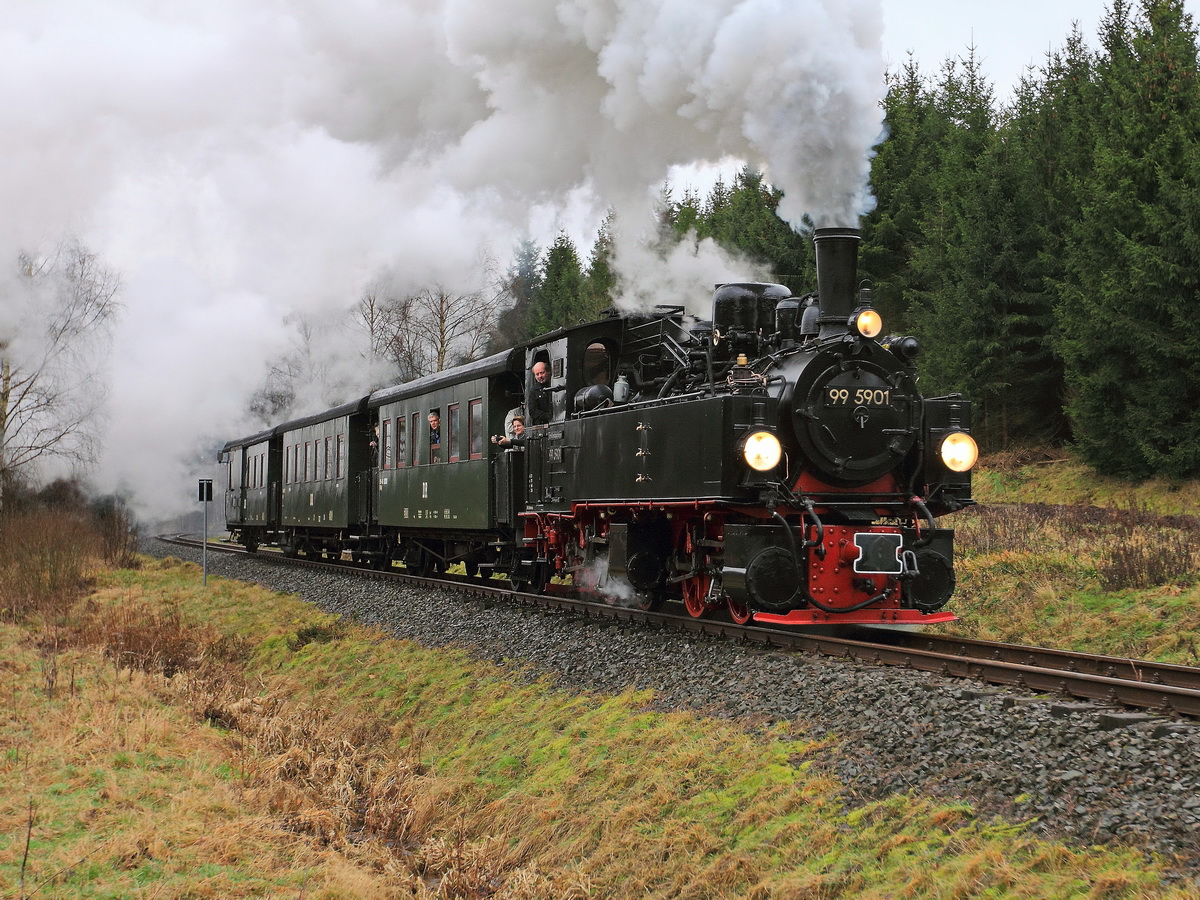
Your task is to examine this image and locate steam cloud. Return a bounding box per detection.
[1,0,885,519]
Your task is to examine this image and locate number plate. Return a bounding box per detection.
[825,386,892,407]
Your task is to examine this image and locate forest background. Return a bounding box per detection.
[484,0,1200,482]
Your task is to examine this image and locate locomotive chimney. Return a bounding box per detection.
[813,227,861,339]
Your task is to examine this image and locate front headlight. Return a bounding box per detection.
[741,430,782,471]
[939,432,978,472]
[852,309,883,339]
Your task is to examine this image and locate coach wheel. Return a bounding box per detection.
[282,535,300,559]
[244,536,259,554]
[682,575,712,618]
[465,560,480,578]
[727,597,752,625]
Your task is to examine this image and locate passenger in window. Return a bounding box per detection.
[428,411,442,463]
[529,361,553,425]
[492,416,526,446]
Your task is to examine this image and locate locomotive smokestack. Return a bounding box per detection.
[814,227,861,339]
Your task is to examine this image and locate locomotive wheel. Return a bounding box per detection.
[511,562,547,595]
[635,591,665,612]
[682,576,713,618]
[727,597,752,625]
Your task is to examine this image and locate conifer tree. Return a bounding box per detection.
[861,59,950,331]
[583,212,618,318]
[527,232,586,336]
[1058,0,1200,476]
[488,238,542,351]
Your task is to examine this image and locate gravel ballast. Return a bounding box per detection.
[151,540,1200,880]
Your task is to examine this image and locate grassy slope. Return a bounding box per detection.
[0,558,1193,898]
[940,453,1200,664]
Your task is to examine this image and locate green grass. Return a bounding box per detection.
[0,557,1189,898]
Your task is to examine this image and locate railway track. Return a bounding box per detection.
[161,534,1200,720]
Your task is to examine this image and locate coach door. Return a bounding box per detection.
[524,337,568,509]
[225,448,246,525]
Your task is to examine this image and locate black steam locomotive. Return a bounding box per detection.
[221,227,976,626]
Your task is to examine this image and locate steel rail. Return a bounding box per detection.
[159,534,1200,719]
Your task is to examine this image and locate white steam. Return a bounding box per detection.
[1,0,885,519]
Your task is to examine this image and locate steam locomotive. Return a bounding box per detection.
[221,227,976,626]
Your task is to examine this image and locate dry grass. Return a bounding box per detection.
[942,456,1200,662]
[2,551,1195,897]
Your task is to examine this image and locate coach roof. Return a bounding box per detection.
[368,348,521,410]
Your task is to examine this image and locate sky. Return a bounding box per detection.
[0,0,1190,522]
[882,0,1110,94]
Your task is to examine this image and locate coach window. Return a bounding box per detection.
[469,399,483,460]
[381,419,391,469]
[336,434,345,479]
[448,403,460,462]
[411,412,422,466]
[429,408,443,463]
[324,436,333,480]
[397,416,407,467]
[302,442,310,483]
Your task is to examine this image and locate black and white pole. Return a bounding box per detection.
[198,479,213,585]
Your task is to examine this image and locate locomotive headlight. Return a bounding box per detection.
[939,432,979,472]
[741,430,782,471]
[852,309,883,339]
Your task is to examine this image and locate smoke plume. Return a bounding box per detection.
[1,0,884,519]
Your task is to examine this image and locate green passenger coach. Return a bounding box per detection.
[278,398,371,558]
[368,350,523,573]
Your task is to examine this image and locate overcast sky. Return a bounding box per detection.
[882,0,1195,95]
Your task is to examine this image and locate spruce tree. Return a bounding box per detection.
[583,211,618,318]
[488,238,542,351]
[1058,0,1200,476]
[528,232,586,336]
[861,59,950,331]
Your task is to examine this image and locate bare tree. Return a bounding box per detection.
[407,284,501,373]
[0,239,121,514]
[247,314,364,424]
[357,259,506,384]
[358,279,423,382]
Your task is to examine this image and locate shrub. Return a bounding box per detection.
[0,508,101,621]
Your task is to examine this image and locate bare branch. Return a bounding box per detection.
[0,238,120,513]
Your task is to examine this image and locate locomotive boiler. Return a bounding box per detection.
[221,226,976,627]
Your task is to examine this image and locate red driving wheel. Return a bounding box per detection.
[727,597,752,625]
[682,575,712,618]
